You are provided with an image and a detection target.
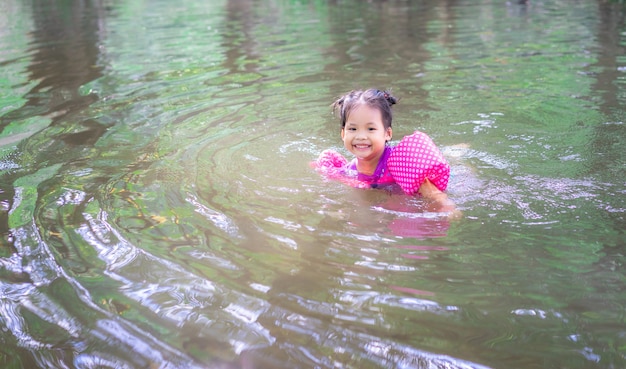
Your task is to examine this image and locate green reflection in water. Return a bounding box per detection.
[0,0,625,368]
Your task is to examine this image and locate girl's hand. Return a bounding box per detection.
[418,179,459,216]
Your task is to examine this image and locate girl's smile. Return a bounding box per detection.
[341,104,392,175]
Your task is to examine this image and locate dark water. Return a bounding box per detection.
[0,0,625,368]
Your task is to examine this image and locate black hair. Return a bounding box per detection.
[331,88,398,130]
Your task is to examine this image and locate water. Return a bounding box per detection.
[0,0,625,368]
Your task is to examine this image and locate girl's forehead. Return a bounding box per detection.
[347,104,383,120]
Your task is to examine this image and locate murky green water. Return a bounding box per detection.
[1,0,625,368]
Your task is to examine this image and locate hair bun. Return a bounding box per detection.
[382,90,397,106]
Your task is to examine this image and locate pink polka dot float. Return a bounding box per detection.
[313,131,450,195]
[315,149,347,172]
[312,149,367,188]
[387,131,450,195]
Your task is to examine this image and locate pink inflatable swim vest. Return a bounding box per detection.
[314,131,450,195]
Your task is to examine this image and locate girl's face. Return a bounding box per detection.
[341,104,392,168]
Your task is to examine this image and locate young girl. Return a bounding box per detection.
[314,88,455,212]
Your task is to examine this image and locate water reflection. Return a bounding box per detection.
[0,0,625,368]
[0,0,104,129]
[587,3,626,236]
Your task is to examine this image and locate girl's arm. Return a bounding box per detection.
[418,179,457,214]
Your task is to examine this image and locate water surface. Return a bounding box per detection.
[0,0,625,368]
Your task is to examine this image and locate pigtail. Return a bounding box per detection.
[332,90,359,128]
[331,95,347,127]
[380,89,398,106]
[331,95,345,116]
